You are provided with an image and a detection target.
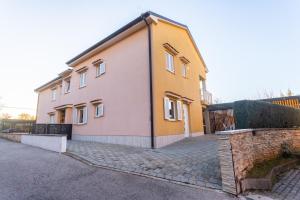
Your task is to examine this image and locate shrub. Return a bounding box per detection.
[233,100,300,129]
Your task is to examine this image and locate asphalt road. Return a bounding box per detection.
[0,138,235,200]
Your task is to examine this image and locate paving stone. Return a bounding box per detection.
[67,135,222,189]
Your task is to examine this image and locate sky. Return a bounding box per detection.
[0,0,299,117]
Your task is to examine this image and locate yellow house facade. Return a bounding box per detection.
[151,18,209,146]
[35,11,212,148]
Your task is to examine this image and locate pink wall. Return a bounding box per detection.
[36,28,151,137]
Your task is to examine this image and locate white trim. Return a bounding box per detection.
[155,134,184,148]
[176,100,182,120]
[72,135,151,148]
[72,132,204,148]
[165,52,175,73]
[79,72,87,88]
[191,132,204,137]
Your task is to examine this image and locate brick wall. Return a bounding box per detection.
[217,128,300,194]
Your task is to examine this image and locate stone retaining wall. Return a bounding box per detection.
[217,128,300,194]
[0,133,25,142]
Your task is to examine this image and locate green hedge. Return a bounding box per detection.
[233,100,300,129]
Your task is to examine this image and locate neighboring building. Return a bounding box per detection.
[35,11,212,148]
[261,95,300,109]
[207,95,300,133]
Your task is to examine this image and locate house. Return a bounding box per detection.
[35,11,212,148]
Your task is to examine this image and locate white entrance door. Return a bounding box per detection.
[183,104,190,138]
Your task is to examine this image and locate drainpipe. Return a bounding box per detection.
[142,15,155,149]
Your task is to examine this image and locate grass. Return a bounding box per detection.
[246,156,294,178]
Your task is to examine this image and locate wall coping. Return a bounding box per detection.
[215,129,253,135]
[216,128,300,135]
[27,134,67,137]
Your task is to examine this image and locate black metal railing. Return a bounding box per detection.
[31,124,72,140]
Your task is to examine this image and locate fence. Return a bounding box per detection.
[31,124,72,140]
[0,119,35,133]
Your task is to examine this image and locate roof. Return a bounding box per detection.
[260,95,300,102]
[34,69,72,92]
[66,11,207,71]
[35,11,208,92]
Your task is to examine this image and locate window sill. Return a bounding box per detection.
[74,123,87,126]
[94,116,104,119]
[166,69,175,74]
[79,85,86,89]
[165,118,177,122]
[64,91,70,94]
[95,73,105,78]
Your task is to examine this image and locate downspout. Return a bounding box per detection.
[142,15,155,149]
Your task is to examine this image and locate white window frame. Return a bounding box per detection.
[75,106,87,125]
[96,62,106,77]
[182,64,188,78]
[165,52,175,73]
[51,89,56,101]
[49,114,55,124]
[95,104,104,118]
[64,79,71,93]
[79,72,87,88]
[164,97,176,121]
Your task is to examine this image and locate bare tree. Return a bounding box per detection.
[213,98,223,104]
[18,113,35,120]
[0,113,11,119]
[262,89,275,99]
[0,97,3,111]
[279,89,294,97]
[287,88,293,96]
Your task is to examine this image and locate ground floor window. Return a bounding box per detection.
[168,99,176,120]
[95,104,104,118]
[164,96,183,121]
[74,106,87,124]
[49,114,55,124]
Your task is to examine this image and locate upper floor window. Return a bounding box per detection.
[179,56,190,78]
[182,64,187,78]
[64,79,71,93]
[51,89,56,101]
[96,62,106,77]
[79,72,87,88]
[165,52,174,73]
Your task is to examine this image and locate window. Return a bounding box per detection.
[165,52,174,73]
[168,100,176,120]
[95,104,104,118]
[49,114,55,124]
[182,64,187,78]
[164,97,182,121]
[51,89,56,101]
[96,62,106,77]
[79,72,87,88]
[64,79,71,93]
[74,106,87,124]
[199,78,206,98]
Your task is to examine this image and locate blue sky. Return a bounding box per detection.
[0,0,299,116]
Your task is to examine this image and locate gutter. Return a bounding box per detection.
[142,15,155,149]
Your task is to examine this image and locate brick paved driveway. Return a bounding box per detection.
[67,135,222,189]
